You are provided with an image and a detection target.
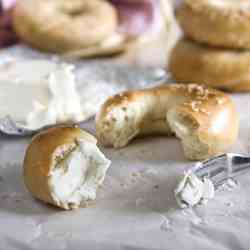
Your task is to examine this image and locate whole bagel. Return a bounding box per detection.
[177,0,250,49]
[96,84,238,160]
[169,38,250,92]
[13,0,118,53]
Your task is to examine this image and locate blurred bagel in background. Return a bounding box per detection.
[8,0,179,60]
[13,0,119,54]
[176,0,250,49]
[169,38,250,92]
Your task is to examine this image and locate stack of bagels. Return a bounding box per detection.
[169,0,250,92]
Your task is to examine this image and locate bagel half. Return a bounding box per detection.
[13,0,118,53]
[23,126,111,210]
[177,0,250,49]
[96,84,238,160]
[169,38,250,92]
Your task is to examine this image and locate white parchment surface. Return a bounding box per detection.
[0,47,250,249]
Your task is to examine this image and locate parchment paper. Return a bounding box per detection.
[0,47,250,250]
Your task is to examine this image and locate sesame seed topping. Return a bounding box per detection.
[200,108,211,115]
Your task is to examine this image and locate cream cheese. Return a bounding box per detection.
[175,170,215,208]
[0,60,83,129]
[0,60,56,122]
[49,140,111,209]
[26,63,83,129]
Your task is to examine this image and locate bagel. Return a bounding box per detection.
[169,38,250,92]
[13,0,118,53]
[23,126,111,210]
[176,0,250,49]
[62,34,136,59]
[96,84,238,160]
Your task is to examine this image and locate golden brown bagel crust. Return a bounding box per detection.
[169,38,250,92]
[96,84,239,160]
[62,36,136,59]
[177,0,250,49]
[23,126,96,207]
[13,0,118,53]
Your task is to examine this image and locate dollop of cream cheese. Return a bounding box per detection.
[175,170,215,208]
[0,60,83,130]
[27,63,83,129]
[49,140,111,209]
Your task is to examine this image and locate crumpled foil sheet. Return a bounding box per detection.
[0,45,168,136]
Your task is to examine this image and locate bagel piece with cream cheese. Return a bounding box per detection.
[23,126,111,210]
[96,84,239,160]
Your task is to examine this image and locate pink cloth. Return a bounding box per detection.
[0,0,159,48]
[0,0,17,47]
[1,0,15,11]
[109,0,159,36]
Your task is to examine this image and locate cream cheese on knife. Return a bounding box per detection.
[175,170,215,208]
